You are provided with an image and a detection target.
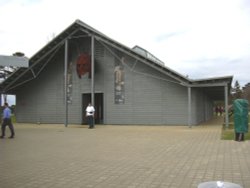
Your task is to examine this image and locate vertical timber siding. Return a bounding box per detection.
[191,88,214,125]
[14,39,213,125]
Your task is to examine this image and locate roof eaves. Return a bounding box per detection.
[189,75,233,88]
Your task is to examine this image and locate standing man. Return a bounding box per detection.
[0,102,15,139]
[85,103,95,129]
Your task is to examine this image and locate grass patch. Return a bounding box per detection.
[11,115,16,123]
[221,124,235,140]
[221,115,250,140]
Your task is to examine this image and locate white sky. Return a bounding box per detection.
[0,0,250,87]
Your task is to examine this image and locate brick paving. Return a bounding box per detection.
[1,117,250,188]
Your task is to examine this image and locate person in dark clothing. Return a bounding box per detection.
[0,102,15,139]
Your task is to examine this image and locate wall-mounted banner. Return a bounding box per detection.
[114,57,125,104]
[76,53,91,78]
[67,62,73,103]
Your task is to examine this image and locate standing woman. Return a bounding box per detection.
[85,103,95,129]
[0,102,15,139]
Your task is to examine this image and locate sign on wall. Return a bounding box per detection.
[67,61,73,103]
[76,53,91,78]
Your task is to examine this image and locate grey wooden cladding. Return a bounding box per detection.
[14,39,213,126]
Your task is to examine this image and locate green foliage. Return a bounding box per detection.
[11,115,16,123]
[230,81,250,106]
[221,115,250,140]
[10,105,15,114]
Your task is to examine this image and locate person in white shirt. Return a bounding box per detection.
[85,103,95,129]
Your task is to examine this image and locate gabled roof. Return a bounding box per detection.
[0,19,232,100]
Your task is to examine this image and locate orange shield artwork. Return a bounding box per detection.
[76,53,91,78]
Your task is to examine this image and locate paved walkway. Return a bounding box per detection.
[1,117,250,188]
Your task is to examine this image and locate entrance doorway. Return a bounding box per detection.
[82,93,104,124]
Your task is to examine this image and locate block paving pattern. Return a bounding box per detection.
[1,118,249,188]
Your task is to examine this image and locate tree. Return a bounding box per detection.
[242,83,250,104]
[47,33,56,43]
[231,80,242,100]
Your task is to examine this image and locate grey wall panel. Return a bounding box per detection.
[161,82,188,125]
[15,40,212,126]
[190,88,215,125]
[103,53,189,125]
[15,49,66,124]
[191,88,204,125]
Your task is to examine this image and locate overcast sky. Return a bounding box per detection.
[0,0,250,87]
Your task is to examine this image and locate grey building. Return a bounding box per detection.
[0,20,232,126]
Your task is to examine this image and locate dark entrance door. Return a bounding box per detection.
[82,93,104,124]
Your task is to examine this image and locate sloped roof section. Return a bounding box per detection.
[0,20,82,93]
[0,19,233,100]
